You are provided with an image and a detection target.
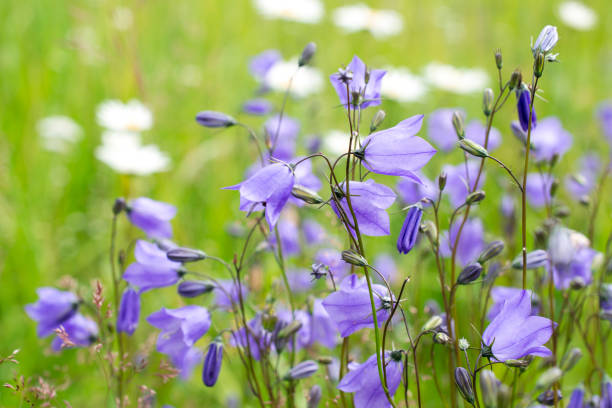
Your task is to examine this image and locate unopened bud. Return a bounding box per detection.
[494,49,503,69]
[579,195,591,207]
[483,88,494,116]
[277,320,303,340]
[537,389,562,405]
[536,366,562,390]
[570,277,586,290]
[298,42,316,67]
[291,185,324,204]
[438,172,447,191]
[509,69,522,90]
[480,370,499,408]
[167,247,207,263]
[504,359,530,368]
[307,385,322,408]
[478,240,505,264]
[534,52,545,78]
[560,347,582,372]
[459,139,488,158]
[458,338,470,351]
[434,332,451,345]
[177,281,214,298]
[196,111,237,128]
[261,310,278,332]
[455,367,474,404]
[341,249,368,267]
[316,356,333,365]
[422,315,443,332]
[534,227,548,247]
[420,220,438,246]
[284,360,318,380]
[550,179,559,198]
[452,111,465,140]
[370,110,386,132]
[113,198,126,215]
[457,263,483,285]
[465,190,486,205]
[512,249,548,270]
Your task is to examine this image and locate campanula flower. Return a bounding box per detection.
[51,313,98,351]
[203,340,223,387]
[600,284,612,322]
[268,216,300,256]
[602,377,612,407]
[531,117,573,162]
[330,55,386,109]
[442,161,485,207]
[249,49,282,81]
[214,280,248,310]
[117,287,140,335]
[465,120,502,151]
[487,287,539,320]
[511,249,549,270]
[314,249,350,280]
[25,287,79,337]
[127,197,177,239]
[285,360,318,380]
[276,308,312,350]
[195,111,237,128]
[397,205,423,254]
[525,173,554,208]
[427,108,463,151]
[310,298,338,348]
[264,114,299,161]
[482,290,555,361]
[440,218,485,267]
[302,219,327,245]
[243,99,273,116]
[322,274,392,337]
[230,315,274,361]
[123,240,182,291]
[397,173,437,205]
[565,153,601,198]
[532,25,559,56]
[290,158,322,206]
[357,115,436,181]
[337,351,404,408]
[373,254,398,284]
[566,386,584,408]
[547,226,598,289]
[517,86,537,132]
[331,179,396,237]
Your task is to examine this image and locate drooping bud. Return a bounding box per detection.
[341,249,368,267]
[511,249,548,270]
[178,281,215,298]
[452,111,465,140]
[167,247,207,263]
[370,110,386,132]
[438,172,447,191]
[261,310,278,332]
[434,332,451,345]
[457,263,483,285]
[458,139,488,158]
[284,360,318,380]
[509,69,522,90]
[536,367,562,390]
[203,340,223,387]
[504,359,530,368]
[494,49,503,69]
[480,370,500,408]
[516,85,537,132]
[465,190,486,205]
[397,205,423,255]
[291,185,324,204]
[550,179,559,198]
[113,197,126,215]
[422,315,443,332]
[534,52,545,78]
[478,240,505,264]
[307,385,322,408]
[298,42,316,67]
[455,367,475,404]
[195,111,237,128]
[560,347,582,372]
[483,88,494,116]
[277,320,303,341]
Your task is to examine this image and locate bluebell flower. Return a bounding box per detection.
[397,205,423,254]
[329,55,386,109]
[51,313,98,351]
[127,197,177,239]
[517,86,537,132]
[25,287,79,337]
[203,340,223,387]
[123,240,182,292]
[117,287,140,335]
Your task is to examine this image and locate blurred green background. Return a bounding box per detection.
[1,0,611,406]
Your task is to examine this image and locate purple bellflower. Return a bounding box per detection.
[602,377,612,408]
[331,179,396,237]
[482,290,555,362]
[397,173,437,205]
[550,248,598,290]
[225,162,295,229]
[373,254,398,284]
[397,205,423,254]
[601,284,612,322]
[117,287,140,335]
[25,287,79,337]
[337,351,404,408]
[286,268,314,292]
[243,99,273,116]
[440,218,485,266]
[249,49,281,81]
[357,115,436,182]
[147,306,211,379]
[123,240,182,292]
[203,340,223,387]
[302,219,327,245]
[567,387,584,408]
[517,86,537,132]
[531,117,573,163]
[310,298,338,348]
[442,161,485,207]
[51,313,98,351]
[465,120,502,151]
[214,279,248,311]
[314,249,350,281]
[330,55,386,109]
[276,308,312,351]
[428,108,463,152]
[598,101,612,144]
[525,173,554,208]
[487,287,538,321]
[127,197,177,239]
[290,158,322,207]
[230,315,274,361]
[565,153,601,199]
[322,274,392,337]
[268,216,300,256]
[264,114,300,161]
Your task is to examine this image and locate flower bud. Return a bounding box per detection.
[537,389,562,406]
[277,320,303,341]
[457,263,483,285]
[422,315,443,332]
[504,359,530,368]
[480,370,500,408]
[433,332,451,345]
[554,206,570,218]
[203,340,223,387]
[534,52,545,78]
[455,367,475,404]
[509,69,522,90]
[536,366,562,390]
[291,185,324,204]
[113,197,126,215]
[438,172,447,191]
[550,179,559,198]
[458,139,488,158]
[261,310,278,332]
[452,111,465,140]
[478,240,505,264]
[316,356,333,365]
[285,360,318,380]
[397,205,423,255]
[512,249,548,270]
[178,281,215,298]
[370,110,386,132]
[533,25,559,56]
[494,49,503,69]
[465,190,486,205]
[307,385,322,408]
[458,338,470,351]
[341,249,368,267]
[167,247,207,263]
[196,111,237,128]
[298,42,316,67]
[483,88,494,116]
[560,347,582,372]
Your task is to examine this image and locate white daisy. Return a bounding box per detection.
[96,99,153,132]
[423,62,488,94]
[558,1,597,31]
[37,115,83,153]
[264,59,323,98]
[332,4,403,38]
[95,131,170,176]
[381,67,428,103]
[253,0,324,24]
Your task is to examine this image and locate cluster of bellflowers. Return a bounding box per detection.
[25,25,612,408]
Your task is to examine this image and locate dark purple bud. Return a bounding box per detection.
[457,263,483,285]
[478,241,505,264]
[516,86,537,132]
[512,249,548,269]
[311,263,329,280]
[196,111,237,128]
[537,389,562,406]
[117,288,140,336]
[203,340,223,387]
[178,281,215,298]
[494,49,502,69]
[397,205,423,255]
[285,360,318,380]
[298,42,316,67]
[455,367,475,404]
[167,247,207,263]
[113,198,126,215]
[307,385,322,408]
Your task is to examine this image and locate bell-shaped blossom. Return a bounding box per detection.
[117,287,140,335]
[286,268,313,292]
[322,274,392,337]
[465,120,502,151]
[602,377,612,407]
[25,287,79,337]
[440,218,485,267]
[373,254,398,284]
[517,87,537,132]
[225,163,295,229]
[330,55,386,109]
[314,249,350,281]
[331,180,396,237]
[487,287,538,321]
[566,386,584,408]
[302,219,327,245]
[397,173,437,205]
[598,101,612,144]
[358,115,436,181]
[482,290,555,362]
[203,340,223,387]
[147,306,211,378]
[442,161,485,207]
[338,351,404,408]
[276,308,312,351]
[214,280,248,310]
[565,153,600,198]
[547,227,597,289]
[123,240,182,292]
[310,298,338,348]
[290,158,322,207]
[397,205,423,254]
[264,114,299,161]
[230,315,274,361]
[427,108,462,151]
[268,216,300,256]
[526,173,554,208]
[127,197,177,239]
[243,99,273,116]
[51,313,98,351]
[532,25,559,56]
[531,117,573,163]
[249,49,282,81]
